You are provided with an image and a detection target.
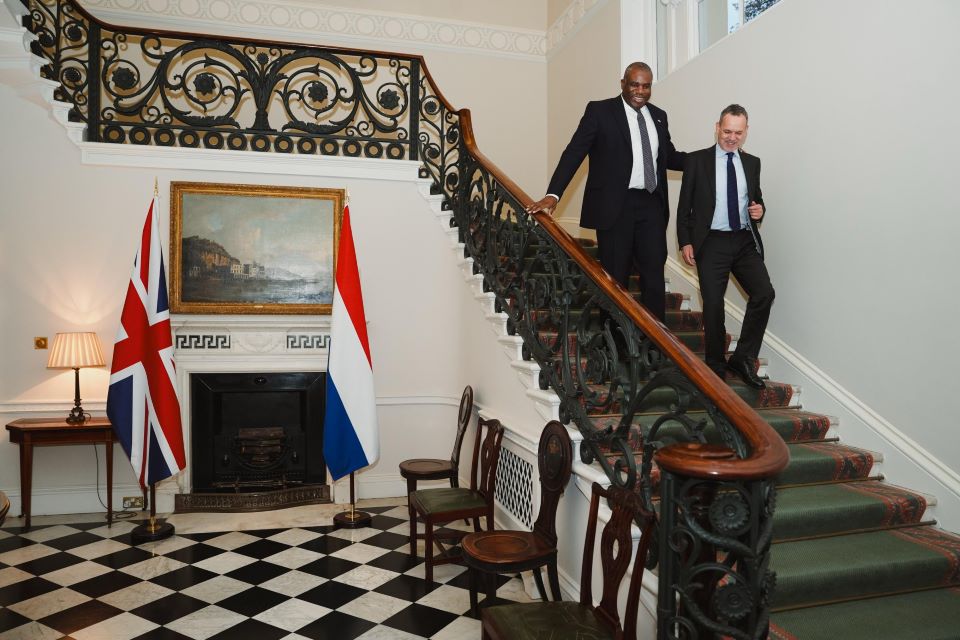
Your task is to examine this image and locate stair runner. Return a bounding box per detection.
[533,241,960,639]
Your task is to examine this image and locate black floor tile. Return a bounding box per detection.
[39,599,123,635]
[232,538,291,559]
[304,524,337,535]
[298,535,353,554]
[43,531,104,551]
[366,550,422,573]
[298,555,360,579]
[374,574,439,601]
[0,576,59,606]
[361,531,409,550]
[92,546,155,569]
[180,531,226,543]
[0,535,36,554]
[243,528,287,539]
[0,607,30,633]
[296,610,376,640]
[131,627,195,640]
[369,514,406,530]
[216,585,288,616]
[69,569,142,598]
[207,617,289,640]
[131,592,209,625]
[382,602,459,637]
[163,542,224,564]
[16,550,85,575]
[298,580,368,609]
[149,565,219,591]
[445,567,513,591]
[225,560,290,585]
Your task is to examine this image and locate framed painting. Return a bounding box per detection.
[169,182,343,314]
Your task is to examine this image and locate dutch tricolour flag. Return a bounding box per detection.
[106,195,186,488]
[323,204,379,481]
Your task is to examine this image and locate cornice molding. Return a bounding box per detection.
[546,0,607,57]
[79,0,547,60]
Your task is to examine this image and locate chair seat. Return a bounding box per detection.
[411,487,486,515]
[0,491,9,527]
[462,531,556,570]
[399,458,455,481]
[483,601,614,640]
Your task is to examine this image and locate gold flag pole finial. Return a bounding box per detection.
[345,187,350,204]
[154,177,159,197]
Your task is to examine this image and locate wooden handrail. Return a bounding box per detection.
[40,0,787,481]
[457,108,789,480]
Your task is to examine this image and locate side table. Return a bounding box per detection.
[5,417,116,531]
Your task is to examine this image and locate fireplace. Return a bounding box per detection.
[176,371,331,511]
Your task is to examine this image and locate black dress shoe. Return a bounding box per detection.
[728,357,765,389]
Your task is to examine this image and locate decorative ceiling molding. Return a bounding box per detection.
[546,0,607,56]
[79,0,547,60]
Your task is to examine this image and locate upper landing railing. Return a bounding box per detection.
[18,0,788,637]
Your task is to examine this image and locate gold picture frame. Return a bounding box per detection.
[169,182,343,315]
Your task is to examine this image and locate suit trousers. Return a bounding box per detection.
[594,189,667,321]
[696,230,775,369]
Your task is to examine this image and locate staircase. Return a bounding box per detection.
[9,0,960,635]
[487,238,960,639]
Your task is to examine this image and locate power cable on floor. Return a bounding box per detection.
[94,444,137,521]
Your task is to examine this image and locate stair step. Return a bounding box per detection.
[776,442,875,485]
[587,408,830,451]
[771,587,960,640]
[773,481,926,539]
[580,379,797,414]
[770,526,960,609]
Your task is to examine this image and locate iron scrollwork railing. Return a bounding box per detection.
[18,0,787,637]
[25,0,420,159]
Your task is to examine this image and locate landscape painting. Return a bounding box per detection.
[169,182,343,314]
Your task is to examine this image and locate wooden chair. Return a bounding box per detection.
[399,385,474,535]
[462,420,573,613]
[409,416,504,583]
[481,482,656,640]
[0,491,9,527]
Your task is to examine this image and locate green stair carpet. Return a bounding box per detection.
[520,237,960,638]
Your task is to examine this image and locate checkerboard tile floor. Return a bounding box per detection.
[0,505,530,639]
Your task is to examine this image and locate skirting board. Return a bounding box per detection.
[1,483,145,518]
[665,255,960,528]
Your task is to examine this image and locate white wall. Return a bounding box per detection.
[546,0,623,231]
[654,0,960,525]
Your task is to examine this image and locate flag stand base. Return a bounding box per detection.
[131,518,175,544]
[131,484,174,544]
[333,509,372,529]
[332,471,371,529]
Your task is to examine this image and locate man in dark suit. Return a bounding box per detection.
[525,62,686,321]
[677,104,774,389]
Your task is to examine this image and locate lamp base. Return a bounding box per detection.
[65,406,89,424]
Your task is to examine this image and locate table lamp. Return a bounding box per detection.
[47,332,106,424]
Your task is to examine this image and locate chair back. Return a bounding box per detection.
[469,417,505,502]
[449,385,474,472]
[580,482,657,640]
[531,421,574,546]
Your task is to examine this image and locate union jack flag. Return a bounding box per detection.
[106,195,186,488]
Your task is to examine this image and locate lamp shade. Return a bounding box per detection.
[46,332,106,369]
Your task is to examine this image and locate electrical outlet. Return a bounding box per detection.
[123,496,144,510]
[34,336,48,349]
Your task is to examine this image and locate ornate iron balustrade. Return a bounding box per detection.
[18,0,787,637]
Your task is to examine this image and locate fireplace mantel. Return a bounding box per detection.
[159,314,331,512]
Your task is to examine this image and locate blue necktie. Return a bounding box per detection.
[726,152,741,231]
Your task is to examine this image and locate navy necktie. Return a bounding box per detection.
[726,151,741,231]
[637,111,656,193]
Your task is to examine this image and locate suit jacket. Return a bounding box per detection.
[676,145,766,256]
[547,97,686,230]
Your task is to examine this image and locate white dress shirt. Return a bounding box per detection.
[622,98,659,191]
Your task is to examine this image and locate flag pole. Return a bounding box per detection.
[333,472,372,529]
[131,483,175,544]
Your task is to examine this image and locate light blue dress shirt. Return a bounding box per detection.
[711,144,749,231]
